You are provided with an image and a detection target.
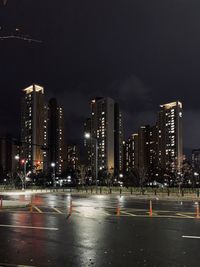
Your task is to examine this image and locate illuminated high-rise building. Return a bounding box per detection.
[124,125,159,180]
[192,149,200,173]
[88,97,123,180]
[158,101,183,172]
[21,84,44,171]
[123,101,183,180]
[48,98,65,175]
[124,133,139,173]
[114,103,124,176]
[148,125,159,177]
[67,144,79,171]
[42,103,49,172]
[138,125,150,172]
[21,87,65,174]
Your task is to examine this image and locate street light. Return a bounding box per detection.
[85,133,91,139]
[21,159,28,190]
[84,132,98,189]
[51,162,56,187]
[194,172,199,188]
[15,156,27,190]
[15,155,20,160]
[15,155,28,190]
[119,173,123,181]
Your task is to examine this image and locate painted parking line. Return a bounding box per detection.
[1,207,199,220]
[147,211,158,216]
[121,211,137,216]
[182,235,200,239]
[52,207,63,214]
[0,263,35,267]
[33,205,42,213]
[109,213,198,219]
[100,210,110,216]
[176,213,194,219]
[0,224,58,231]
[142,214,195,219]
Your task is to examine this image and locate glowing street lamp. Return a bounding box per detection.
[84,133,91,139]
[15,155,20,160]
[51,162,56,168]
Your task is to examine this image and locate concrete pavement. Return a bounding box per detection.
[0,193,200,266]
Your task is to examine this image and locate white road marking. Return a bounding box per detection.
[0,224,58,231]
[0,264,35,267]
[33,205,42,213]
[176,213,194,219]
[121,211,137,216]
[182,235,200,239]
[52,207,63,214]
[102,211,110,216]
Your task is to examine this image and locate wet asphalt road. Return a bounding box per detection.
[0,193,200,267]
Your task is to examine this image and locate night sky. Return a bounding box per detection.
[1,0,200,154]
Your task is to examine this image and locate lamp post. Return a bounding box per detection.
[14,155,20,173]
[194,172,199,188]
[15,156,27,190]
[119,173,123,181]
[51,162,56,187]
[85,133,98,189]
[21,159,28,190]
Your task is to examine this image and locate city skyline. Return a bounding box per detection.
[0,84,193,154]
[1,0,200,153]
[1,2,200,267]
[0,84,184,180]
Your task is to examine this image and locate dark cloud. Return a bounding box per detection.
[1,0,200,152]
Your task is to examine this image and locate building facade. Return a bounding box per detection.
[114,103,124,176]
[0,136,19,175]
[21,86,65,175]
[66,145,79,171]
[42,103,49,172]
[192,149,200,173]
[84,118,92,171]
[158,101,183,172]
[48,98,65,175]
[125,126,158,179]
[21,84,44,171]
[124,133,139,174]
[87,97,123,180]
